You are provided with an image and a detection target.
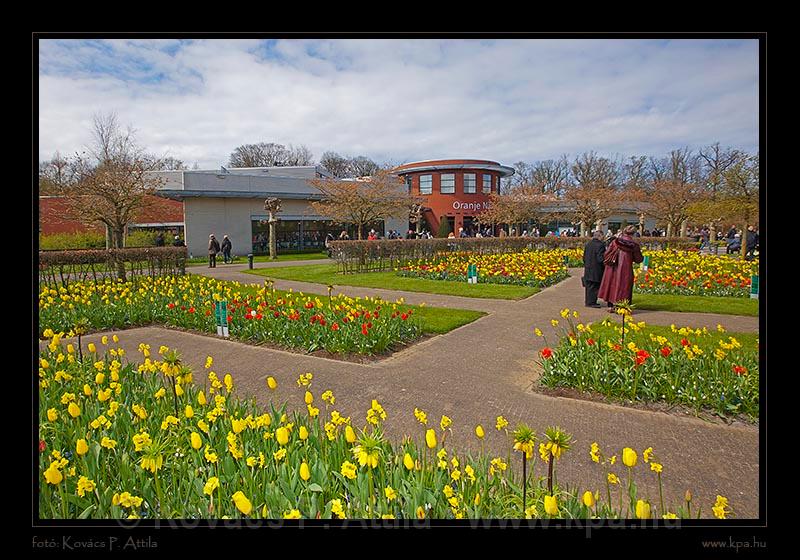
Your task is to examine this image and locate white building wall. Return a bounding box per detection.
[183,197,323,258]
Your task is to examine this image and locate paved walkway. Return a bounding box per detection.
[63,267,759,517]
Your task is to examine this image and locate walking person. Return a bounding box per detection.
[208,234,220,268]
[155,232,165,247]
[583,230,606,308]
[598,225,644,311]
[221,235,232,264]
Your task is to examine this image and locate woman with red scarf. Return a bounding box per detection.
[598,225,644,311]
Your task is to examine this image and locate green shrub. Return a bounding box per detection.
[39,232,106,250]
[125,230,157,247]
[436,216,452,238]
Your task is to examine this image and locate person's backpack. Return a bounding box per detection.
[603,241,620,266]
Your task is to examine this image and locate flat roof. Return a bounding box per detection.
[393,159,515,177]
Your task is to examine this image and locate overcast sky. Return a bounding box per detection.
[38,38,759,168]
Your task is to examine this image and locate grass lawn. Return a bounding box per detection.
[244,264,540,300]
[187,252,328,265]
[632,293,759,317]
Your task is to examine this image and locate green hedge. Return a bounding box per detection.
[329,237,696,274]
[38,247,188,287]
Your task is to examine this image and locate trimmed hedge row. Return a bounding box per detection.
[329,237,697,273]
[38,247,188,287]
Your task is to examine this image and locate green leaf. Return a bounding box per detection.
[78,505,95,519]
[308,483,323,493]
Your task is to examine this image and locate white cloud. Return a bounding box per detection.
[38,38,759,168]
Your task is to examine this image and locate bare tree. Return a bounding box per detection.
[310,169,420,240]
[482,183,556,234]
[64,113,163,258]
[571,151,620,191]
[39,152,76,195]
[531,155,570,195]
[228,142,288,167]
[151,156,189,171]
[643,179,702,237]
[510,161,533,189]
[283,144,315,166]
[320,151,352,178]
[699,143,741,195]
[622,156,650,191]
[348,156,379,178]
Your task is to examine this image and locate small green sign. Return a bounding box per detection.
[642,255,650,272]
[215,301,228,326]
[750,275,759,299]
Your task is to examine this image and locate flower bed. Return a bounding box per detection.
[38,336,734,519]
[38,276,419,355]
[634,251,758,297]
[537,310,759,419]
[397,249,578,288]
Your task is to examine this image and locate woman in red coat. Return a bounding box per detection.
[598,225,644,310]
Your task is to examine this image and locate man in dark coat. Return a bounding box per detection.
[598,225,644,310]
[208,234,220,268]
[221,235,232,264]
[583,230,606,307]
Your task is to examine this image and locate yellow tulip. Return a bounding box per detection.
[191,432,202,450]
[197,391,207,406]
[425,429,437,449]
[276,427,290,446]
[416,506,426,520]
[623,447,638,468]
[345,425,356,443]
[300,462,311,481]
[232,491,252,515]
[76,439,89,456]
[68,402,81,418]
[47,408,58,422]
[299,426,309,440]
[544,495,559,516]
[582,491,595,508]
[635,500,651,519]
[403,453,414,470]
[475,425,485,439]
[267,376,277,390]
[44,464,63,485]
[304,391,314,405]
[185,405,194,419]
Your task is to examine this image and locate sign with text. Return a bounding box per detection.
[214,301,230,337]
[452,201,491,212]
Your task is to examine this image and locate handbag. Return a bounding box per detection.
[603,242,619,267]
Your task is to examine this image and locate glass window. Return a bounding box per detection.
[483,174,492,193]
[405,176,413,193]
[464,173,476,193]
[440,173,455,194]
[419,174,432,195]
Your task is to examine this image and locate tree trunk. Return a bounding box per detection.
[357,224,363,241]
[112,226,127,282]
[741,221,748,260]
[269,221,277,260]
[666,223,673,237]
[680,220,688,237]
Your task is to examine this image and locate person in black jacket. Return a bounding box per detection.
[583,230,606,307]
[221,235,232,264]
